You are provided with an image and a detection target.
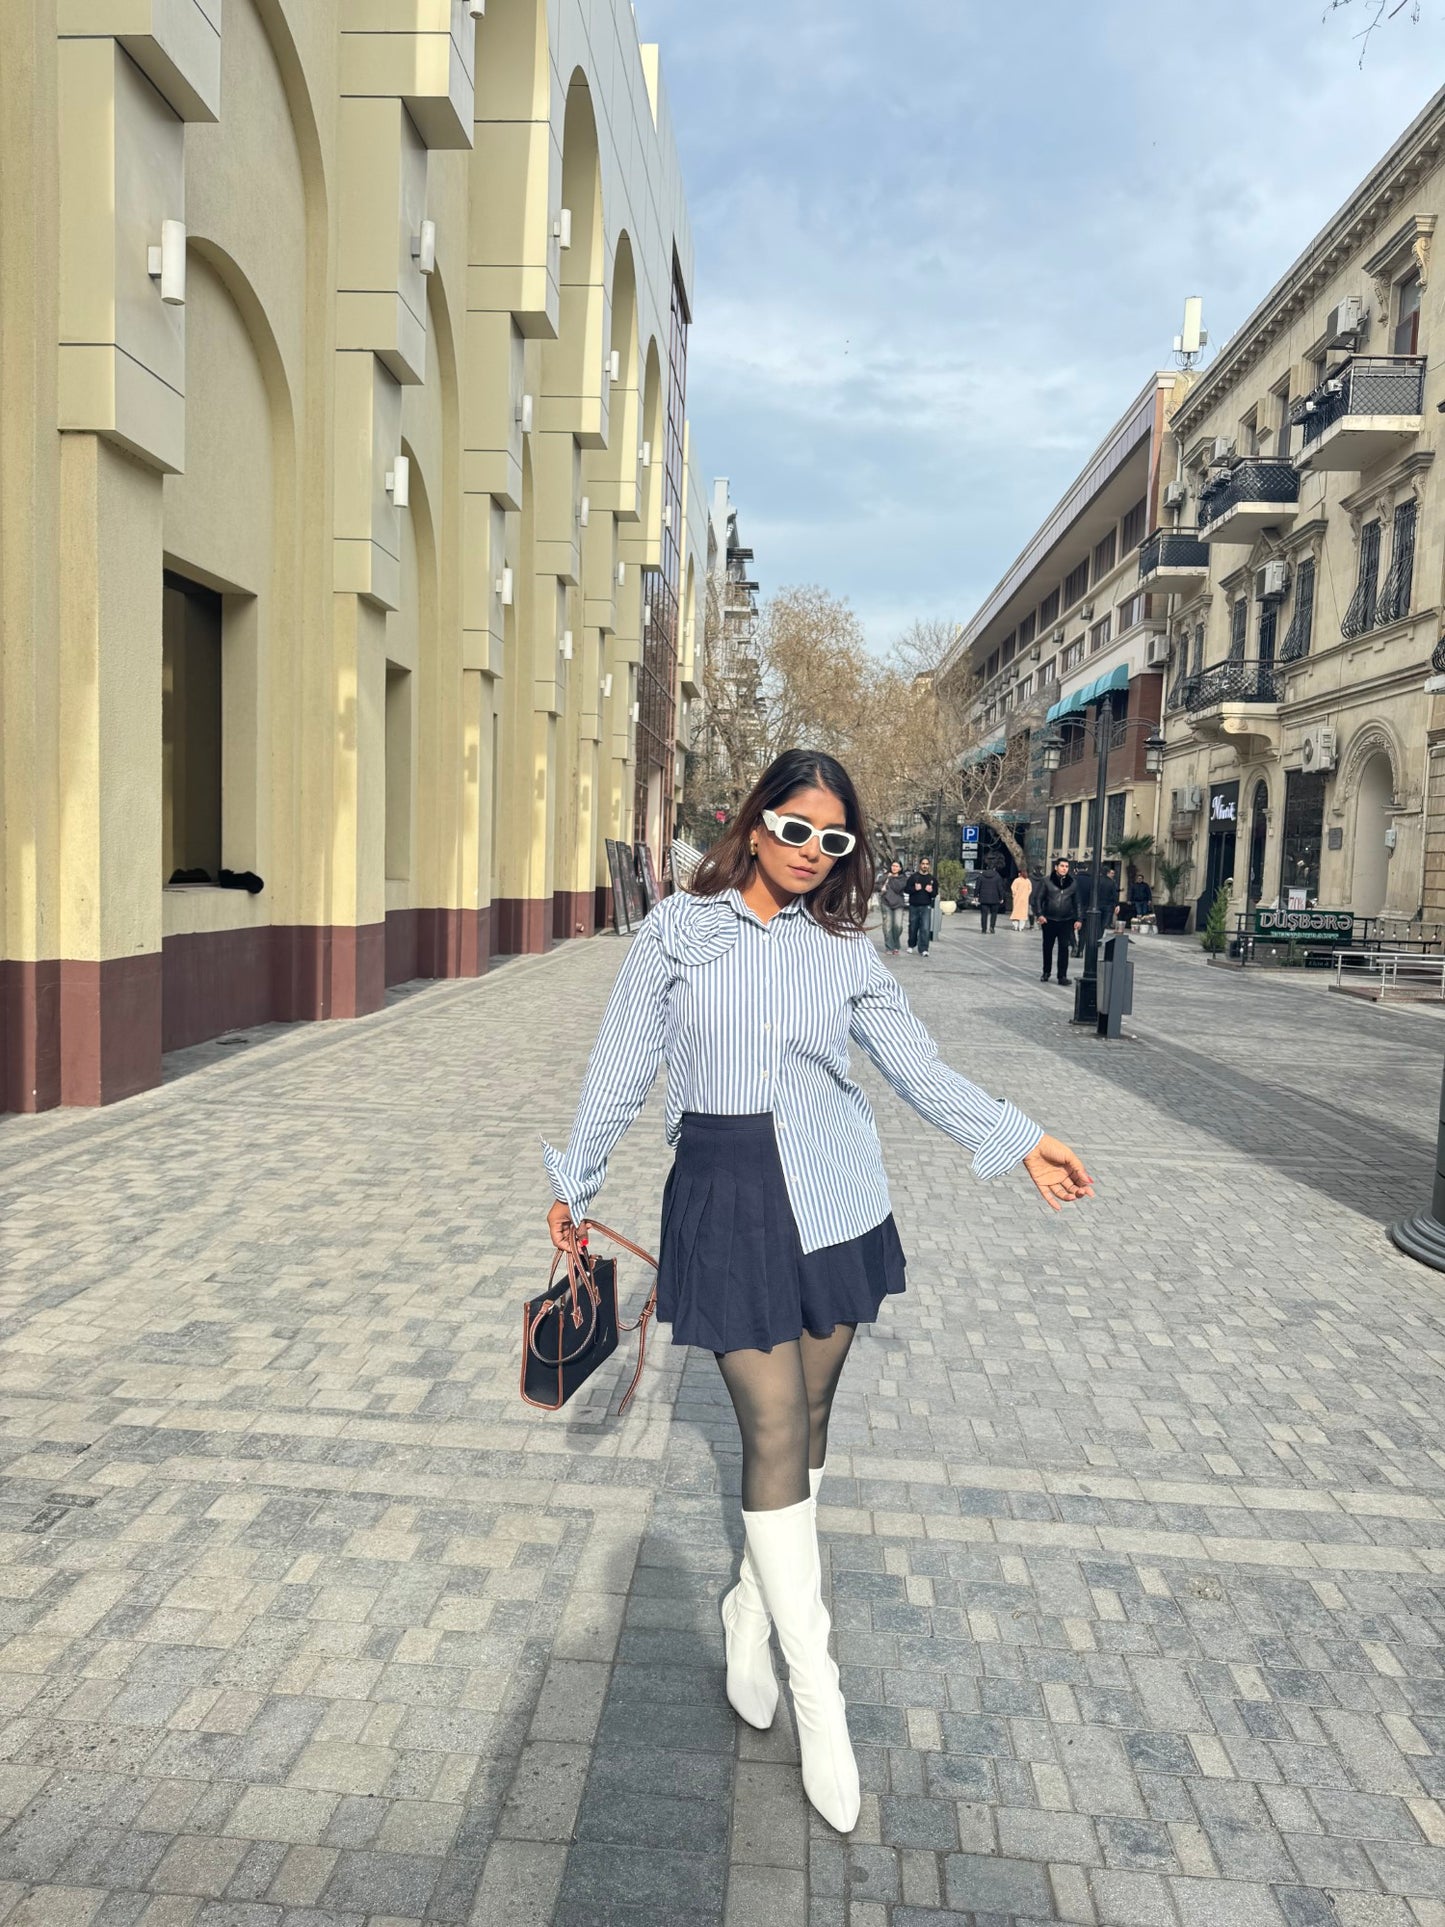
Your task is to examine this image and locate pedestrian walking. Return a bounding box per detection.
[1072,865,1094,960]
[542,748,1093,1835]
[879,859,907,956]
[1125,874,1152,928]
[1097,864,1121,934]
[904,857,938,957]
[975,863,1005,935]
[1027,865,1043,929]
[1009,872,1033,931]
[1038,857,1081,985]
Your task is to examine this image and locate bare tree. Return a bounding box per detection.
[1324,0,1421,63]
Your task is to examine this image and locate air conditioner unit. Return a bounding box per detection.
[1210,436,1235,465]
[1324,296,1365,346]
[1146,635,1171,668]
[1301,726,1338,773]
[1172,784,1202,814]
[1255,559,1289,601]
[1081,601,1095,621]
[1028,642,1041,662]
[1163,480,1187,510]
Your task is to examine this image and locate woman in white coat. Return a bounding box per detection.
[1010,871,1033,931]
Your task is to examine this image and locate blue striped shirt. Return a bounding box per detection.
[541,887,1043,1254]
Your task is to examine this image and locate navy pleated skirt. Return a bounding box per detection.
[655,1112,908,1354]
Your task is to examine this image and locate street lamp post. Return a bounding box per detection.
[1040,701,1166,1029]
[1390,1068,1445,1270]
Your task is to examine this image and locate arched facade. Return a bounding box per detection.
[1,0,709,1112]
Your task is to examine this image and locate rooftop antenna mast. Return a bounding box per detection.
[1173,295,1208,370]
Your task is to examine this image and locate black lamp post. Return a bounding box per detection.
[1390,1074,1445,1270]
[1040,696,1165,1027]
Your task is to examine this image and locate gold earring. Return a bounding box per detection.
[749,838,758,856]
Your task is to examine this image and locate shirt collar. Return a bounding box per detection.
[720,886,812,927]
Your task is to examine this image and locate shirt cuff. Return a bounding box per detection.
[970,1101,1045,1182]
[540,1136,590,1223]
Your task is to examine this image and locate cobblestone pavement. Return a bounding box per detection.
[3,914,1445,1927]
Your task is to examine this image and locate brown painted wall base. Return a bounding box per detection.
[3,909,501,1113]
[594,884,612,933]
[493,897,551,957]
[552,890,595,942]
[1,960,62,1113]
[60,954,163,1107]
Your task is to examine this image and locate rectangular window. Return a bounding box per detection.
[385,661,412,881]
[1039,656,1058,686]
[1258,601,1278,666]
[1062,638,1085,672]
[1089,614,1112,655]
[1092,530,1117,583]
[1018,612,1037,648]
[1272,380,1292,460]
[1062,720,1086,765]
[1086,797,1099,848]
[1039,588,1060,627]
[162,572,223,882]
[1344,519,1382,637]
[1064,560,1090,608]
[1240,410,1259,457]
[1001,635,1016,668]
[1105,791,1127,849]
[1121,499,1147,554]
[1017,673,1034,701]
[986,650,1000,679]
[1229,598,1247,661]
[1281,556,1315,661]
[1379,497,1418,625]
[1116,591,1144,634]
[1068,800,1083,846]
[1395,270,1422,356]
[1192,622,1205,677]
[1053,805,1066,852]
[1281,769,1328,904]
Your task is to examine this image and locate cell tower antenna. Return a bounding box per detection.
[1172,296,1208,370]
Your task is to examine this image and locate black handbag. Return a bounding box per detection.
[520,1220,657,1414]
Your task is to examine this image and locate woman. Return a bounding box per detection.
[541,750,1092,1834]
[1010,870,1033,932]
[880,858,907,955]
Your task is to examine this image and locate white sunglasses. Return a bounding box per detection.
[760,808,857,859]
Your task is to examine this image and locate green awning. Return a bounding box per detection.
[962,733,1007,767]
[1045,661,1130,724]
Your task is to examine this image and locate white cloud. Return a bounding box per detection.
[646,0,1445,651]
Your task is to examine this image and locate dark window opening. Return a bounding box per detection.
[162,571,223,881]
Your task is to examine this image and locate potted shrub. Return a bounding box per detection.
[1155,856,1194,934]
[1199,882,1231,956]
[936,856,965,914]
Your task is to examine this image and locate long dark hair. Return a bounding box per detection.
[692,749,876,937]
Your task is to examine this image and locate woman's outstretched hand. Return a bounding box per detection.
[1023,1134,1094,1211]
[547,1200,578,1251]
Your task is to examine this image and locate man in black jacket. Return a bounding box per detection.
[974,863,1005,935]
[1037,858,1081,985]
[904,859,938,957]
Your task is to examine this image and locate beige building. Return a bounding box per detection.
[1153,87,1445,933]
[1,0,709,1113]
[939,374,1182,876]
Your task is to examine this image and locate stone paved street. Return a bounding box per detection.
[3,916,1445,1927]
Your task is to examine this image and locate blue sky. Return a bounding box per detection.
[639,0,1445,649]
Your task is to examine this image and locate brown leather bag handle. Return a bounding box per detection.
[560,1218,658,1414]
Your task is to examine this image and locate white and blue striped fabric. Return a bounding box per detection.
[541,887,1043,1255]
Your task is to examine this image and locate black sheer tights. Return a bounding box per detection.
[715,1325,857,1512]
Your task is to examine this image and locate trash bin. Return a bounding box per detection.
[1098,932,1134,1039]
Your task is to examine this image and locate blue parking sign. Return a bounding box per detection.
[959,824,980,853]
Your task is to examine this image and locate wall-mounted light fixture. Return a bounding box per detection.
[616,561,626,586]
[609,349,621,383]
[631,701,640,722]
[661,503,672,529]
[579,496,590,528]
[496,566,514,605]
[411,220,436,275]
[603,673,613,698]
[559,629,574,660]
[385,455,410,508]
[469,0,485,15]
[553,208,572,249]
[515,392,533,433]
[643,604,651,629]
[147,218,187,306]
[640,440,651,468]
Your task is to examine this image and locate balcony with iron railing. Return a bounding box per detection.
[1183,656,1280,755]
[1197,459,1300,543]
[1138,529,1210,595]
[1293,355,1426,473]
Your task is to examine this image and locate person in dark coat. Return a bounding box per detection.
[974,864,1005,936]
[904,859,938,957]
[1124,875,1152,927]
[1027,866,1044,929]
[879,860,907,955]
[1037,858,1081,985]
[1097,864,1121,933]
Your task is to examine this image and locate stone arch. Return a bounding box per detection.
[1338,719,1403,807]
[609,232,640,391]
[640,336,664,542]
[542,71,608,447]
[475,0,550,120]
[1246,773,1271,906]
[1347,739,1399,919]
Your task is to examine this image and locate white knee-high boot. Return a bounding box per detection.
[741,1494,859,1833]
[722,1463,825,1729]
